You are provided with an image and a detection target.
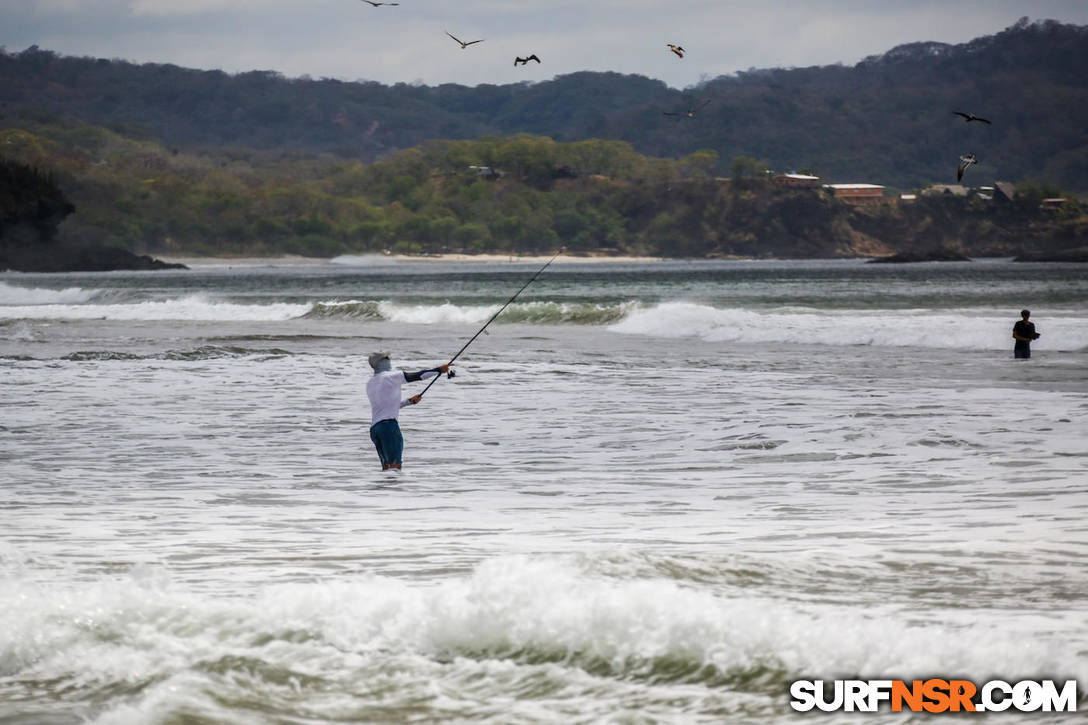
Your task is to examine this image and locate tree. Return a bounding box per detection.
[730,155,772,179]
[0,158,75,246]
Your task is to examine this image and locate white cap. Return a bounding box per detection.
[368,351,390,370]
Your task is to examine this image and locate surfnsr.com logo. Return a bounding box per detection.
[790,679,1078,713]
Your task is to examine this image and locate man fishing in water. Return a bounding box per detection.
[365,251,561,471]
[366,351,451,471]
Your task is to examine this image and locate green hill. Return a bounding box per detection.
[2,119,1083,263]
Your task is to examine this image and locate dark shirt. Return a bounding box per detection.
[1013,320,1037,350]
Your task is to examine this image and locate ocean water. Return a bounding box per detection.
[1,257,1086,724]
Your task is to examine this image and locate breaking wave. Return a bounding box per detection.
[306,300,634,325]
[0,293,311,322]
[2,555,1081,723]
[304,300,385,319]
[608,302,1088,351]
[0,280,98,305]
[0,285,632,325]
[3,284,1086,352]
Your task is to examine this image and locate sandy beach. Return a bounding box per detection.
[155,252,668,267]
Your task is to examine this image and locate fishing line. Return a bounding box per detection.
[419,248,563,397]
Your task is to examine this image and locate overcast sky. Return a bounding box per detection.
[4,1,1088,89]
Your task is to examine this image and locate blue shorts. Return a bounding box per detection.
[369,418,404,466]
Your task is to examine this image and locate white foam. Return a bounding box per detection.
[0,281,96,306]
[3,556,1082,695]
[377,300,501,325]
[609,302,1088,351]
[371,300,634,326]
[0,320,43,342]
[0,293,311,322]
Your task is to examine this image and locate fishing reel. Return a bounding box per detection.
[446,369,456,379]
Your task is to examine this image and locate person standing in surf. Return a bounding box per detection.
[366,351,451,470]
[1012,309,1040,359]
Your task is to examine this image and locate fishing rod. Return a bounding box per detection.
[419,248,564,397]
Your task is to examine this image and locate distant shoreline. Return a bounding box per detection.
[152,252,1086,269]
[155,252,670,267]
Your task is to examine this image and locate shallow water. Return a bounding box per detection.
[2,258,1087,723]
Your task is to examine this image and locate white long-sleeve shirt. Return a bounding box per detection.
[366,369,438,425]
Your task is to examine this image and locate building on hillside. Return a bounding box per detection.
[993,181,1017,205]
[468,165,505,180]
[774,172,821,187]
[921,184,968,197]
[824,183,885,204]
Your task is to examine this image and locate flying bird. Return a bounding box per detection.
[447,31,485,49]
[667,44,685,58]
[514,55,541,66]
[664,99,710,118]
[957,153,977,182]
[953,111,991,124]
[361,0,399,5]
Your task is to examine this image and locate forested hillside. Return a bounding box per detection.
[0,155,184,271]
[2,119,1083,261]
[2,18,1087,191]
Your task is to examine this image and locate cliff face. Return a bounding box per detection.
[840,196,1087,260]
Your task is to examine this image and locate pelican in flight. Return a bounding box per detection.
[667,44,685,58]
[957,153,977,182]
[953,111,991,124]
[361,0,398,5]
[514,54,541,66]
[447,32,485,49]
[664,99,710,117]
